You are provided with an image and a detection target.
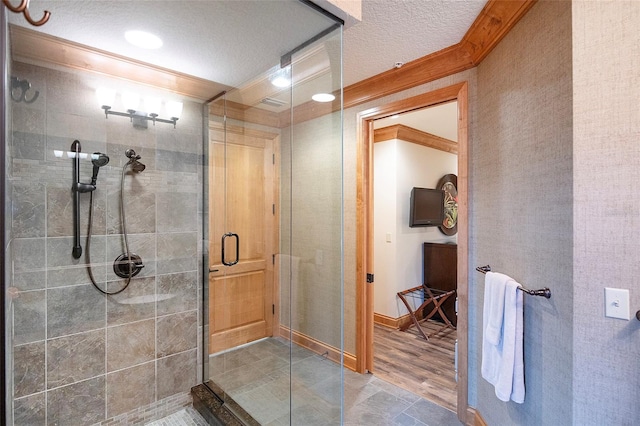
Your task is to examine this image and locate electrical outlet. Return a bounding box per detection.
[604,287,630,320]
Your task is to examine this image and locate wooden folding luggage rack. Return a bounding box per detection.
[397,284,456,340]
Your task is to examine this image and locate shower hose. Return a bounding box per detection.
[85,161,135,295]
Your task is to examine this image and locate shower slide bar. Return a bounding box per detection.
[476,265,551,299]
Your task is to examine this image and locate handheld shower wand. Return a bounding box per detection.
[90,152,110,185]
[71,141,110,258]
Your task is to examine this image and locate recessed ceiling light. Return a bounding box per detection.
[125,30,163,49]
[271,76,291,88]
[270,67,291,88]
[312,93,335,103]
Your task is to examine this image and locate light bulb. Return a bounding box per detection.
[145,97,161,115]
[122,92,140,112]
[96,87,115,108]
[166,101,183,119]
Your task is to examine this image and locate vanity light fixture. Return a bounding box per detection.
[96,88,183,128]
[311,93,335,103]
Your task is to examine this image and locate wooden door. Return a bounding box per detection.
[208,123,278,354]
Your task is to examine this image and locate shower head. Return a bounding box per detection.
[92,152,110,168]
[125,148,141,160]
[90,152,110,185]
[124,149,145,173]
[131,160,146,173]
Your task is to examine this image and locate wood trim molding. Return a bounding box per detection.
[373,312,413,330]
[343,0,535,109]
[346,44,472,108]
[279,325,357,372]
[10,25,228,101]
[473,409,488,426]
[209,121,279,140]
[374,124,458,154]
[460,0,537,64]
[209,99,282,128]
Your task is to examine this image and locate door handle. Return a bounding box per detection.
[221,232,239,266]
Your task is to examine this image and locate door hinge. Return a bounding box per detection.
[272,204,275,215]
[367,273,374,283]
[272,304,275,315]
[272,254,275,265]
[273,153,275,164]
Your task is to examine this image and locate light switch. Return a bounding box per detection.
[385,233,392,243]
[604,287,630,320]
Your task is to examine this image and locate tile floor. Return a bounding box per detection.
[209,338,462,426]
[146,407,209,426]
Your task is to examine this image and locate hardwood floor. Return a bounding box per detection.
[373,320,457,412]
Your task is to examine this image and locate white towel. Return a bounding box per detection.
[510,283,525,403]
[481,274,525,403]
[484,272,510,345]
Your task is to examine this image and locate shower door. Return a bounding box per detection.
[207,119,277,354]
[203,2,344,424]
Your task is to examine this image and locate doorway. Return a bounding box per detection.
[371,101,459,412]
[356,82,469,422]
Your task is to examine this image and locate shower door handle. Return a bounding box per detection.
[221,232,239,266]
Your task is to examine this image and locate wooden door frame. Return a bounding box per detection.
[355,82,470,422]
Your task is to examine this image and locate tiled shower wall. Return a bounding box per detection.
[8,61,203,424]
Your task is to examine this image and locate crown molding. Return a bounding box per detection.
[343,0,537,109]
[374,124,458,155]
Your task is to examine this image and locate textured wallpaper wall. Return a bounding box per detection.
[279,112,344,351]
[474,1,573,424]
[572,1,640,424]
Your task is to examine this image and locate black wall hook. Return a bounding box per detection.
[10,77,39,104]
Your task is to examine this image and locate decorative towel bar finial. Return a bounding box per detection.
[476,265,551,299]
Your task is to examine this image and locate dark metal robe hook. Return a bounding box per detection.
[10,77,39,104]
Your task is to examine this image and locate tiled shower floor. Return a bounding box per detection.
[209,338,462,426]
[145,407,209,426]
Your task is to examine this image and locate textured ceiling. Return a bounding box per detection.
[344,0,486,85]
[10,0,336,88]
[9,0,487,88]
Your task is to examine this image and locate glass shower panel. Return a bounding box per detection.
[206,89,292,424]
[2,5,12,425]
[205,10,344,426]
[287,26,344,425]
[4,0,342,424]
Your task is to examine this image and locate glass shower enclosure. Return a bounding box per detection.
[2,1,343,424]
[205,26,344,424]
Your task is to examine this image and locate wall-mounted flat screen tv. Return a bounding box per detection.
[409,187,445,227]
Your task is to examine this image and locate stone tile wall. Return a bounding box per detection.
[8,61,203,424]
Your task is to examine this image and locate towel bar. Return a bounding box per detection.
[476,265,551,299]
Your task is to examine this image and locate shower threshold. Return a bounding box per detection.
[192,382,259,426]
